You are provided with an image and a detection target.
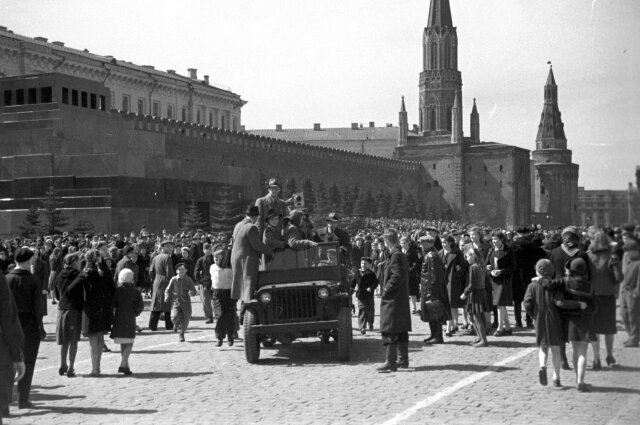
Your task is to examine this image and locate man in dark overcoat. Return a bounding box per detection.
[5,248,42,409]
[255,178,289,237]
[230,206,273,307]
[511,226,546,328]
[377,229,412,372]
[0,272,25,418]
[419,235,451,344]
[148,240,175,331]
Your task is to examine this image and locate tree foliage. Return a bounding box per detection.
[328,183,341,213]
[181,197,208,231]
[19,205,41,238]
[40,185,68,234]
[210,184,243,233]
[302,179,316,213]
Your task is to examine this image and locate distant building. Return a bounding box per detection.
[578,185,640,227]
[0,25,245,130]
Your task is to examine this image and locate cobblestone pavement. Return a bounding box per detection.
[5,297,640,425]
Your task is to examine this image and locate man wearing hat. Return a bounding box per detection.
[620,240,640,347]
[114,245,139,286]
[255,177,290,237]
[231,206,273,307]
[314,212,352,266]
[5,248,42,409]
[511,226,546,328]
[148,239,176,331]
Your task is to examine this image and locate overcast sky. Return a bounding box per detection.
[2,0,639,190]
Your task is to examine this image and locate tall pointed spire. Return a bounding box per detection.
[399,96,408,146]
[470,98,480,143]
[451,92,463,144]
[428,0,453,28]
[536,63,565,147]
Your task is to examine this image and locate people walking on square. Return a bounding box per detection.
[149,240,175,331]
[400,235,421,315]
[587,230,623,368]
[0,272,25,420]
[486,231,514,337]
[620,239,640,348]
[5,248,42,408]
[210,247,236,346]
[441,235,467,336]
[165,263,197,342]
[110,269,144,374]
[460,249,488,347]
[546,258,595,392]
[418,234,450,344]
[352,257,378,335]
[524,259,564,387]
[79,249,115,377]
[53,252,84,378]
[194,243,215,324]
[377,228,411,372]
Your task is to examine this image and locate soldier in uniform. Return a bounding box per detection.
[255,178,290,237]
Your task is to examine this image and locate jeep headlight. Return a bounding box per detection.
[318,288,329,299]
[260,292,272,303]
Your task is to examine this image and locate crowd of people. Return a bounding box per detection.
[1,176,639,419]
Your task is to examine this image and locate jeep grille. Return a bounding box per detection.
[273,287,318,321]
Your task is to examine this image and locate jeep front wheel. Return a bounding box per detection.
[243,310,260,363]
[336,306,352,361]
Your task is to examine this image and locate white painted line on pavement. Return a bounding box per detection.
[379,347,537,425]
[34,331,215,374]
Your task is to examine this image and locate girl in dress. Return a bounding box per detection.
[460,249,488,347]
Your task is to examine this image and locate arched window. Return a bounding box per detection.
[429,108,436,131]
[446,104,452,131]
[430,41,438,70]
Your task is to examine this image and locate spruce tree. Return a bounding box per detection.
[316,182,329,216]
[210,184,243,233]
[405,193,417,219]
[19,205,41,238]
[328,183,341,213]
[375,191,390,218]
[181,198,208,231]
[302,179,316,213]
[389,190,405,218]
[284,178,297,199]
[353,192,367,218]
[342,186,354,217]
[364,190,376,217]
[40,185,68,234]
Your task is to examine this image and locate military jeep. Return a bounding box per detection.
[243,242,353,363]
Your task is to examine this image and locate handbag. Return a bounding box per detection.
[422,299,446,322]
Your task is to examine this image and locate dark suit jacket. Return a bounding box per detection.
[230,217,273,301]
[379,246,412,334]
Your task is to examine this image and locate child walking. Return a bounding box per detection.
[460,249,488,347]
[165,263,197,342]
[110,269,144,375]
[351,257,379,335]
[523,259,564,387]
[210,247,236,347]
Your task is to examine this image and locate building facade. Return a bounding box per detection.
[0,26,245,130]
[578,185,640,228]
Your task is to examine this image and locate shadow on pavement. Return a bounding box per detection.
[17,405,158,417]
[483,340,534,348]
[411,364,519,373]
[135,350,190,354]
[30,392,86,402]
[591,386,640,394]
[127,371,214,379]
[31,385,65,391]
[610,365,640,372]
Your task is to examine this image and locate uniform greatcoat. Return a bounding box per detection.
[149,252,175,312]
[230,217,273,302]
[379,246,412,334]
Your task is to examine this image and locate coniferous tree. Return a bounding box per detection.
[181,197,208,231]
[284,178,297,199]
[405,193,418,219]
[389,190,405,218]
[316,182,329,216]
[353,192,367,218]
[74,218,95,235]
[210,184,243,233]
[19,205,41,238]
[375,191,390,218]
[341,186,355,217]
[328,183,341,213]
[364,190,376,217]
[302,179,316,213]
[40,185,68,234]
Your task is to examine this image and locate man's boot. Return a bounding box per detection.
[398,341,409,368]
[377,343,398,373]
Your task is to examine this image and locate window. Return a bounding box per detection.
[81,91,88,108]
[221,114,226,130]
[28,88,37,104]
[443,37,451,70]
[167,104,174,120]
[433,180,439,186]
[430,41,438,70]
[99,95,106,111]
[446,104,452,131]
[433,163,436,170]
[90,93,97,109]
[137,98,145,115]
[16,89,24,105]
[41,87,52,103]
[196,108,201,124]
[429,108,436,131]
[122,95,130,112]
[232,117,237,132]
[70,90,78,106]
[181,107,187,122]
[152,101,160,117]
[209,112,213,127]
[3,90,11,106]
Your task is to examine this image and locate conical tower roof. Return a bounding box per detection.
[427,0,453,28]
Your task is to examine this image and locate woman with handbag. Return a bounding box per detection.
[485,231,514,336]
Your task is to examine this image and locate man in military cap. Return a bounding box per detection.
[255,177,290,237]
